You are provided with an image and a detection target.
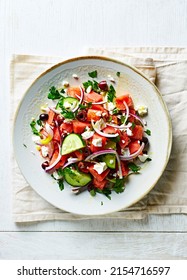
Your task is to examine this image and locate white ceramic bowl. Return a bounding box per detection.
[13,56,172,216]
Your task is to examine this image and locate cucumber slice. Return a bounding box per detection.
[63,167,92,187]
[61,133,85,155]
[102,154,116,169]
[56,97,78,111]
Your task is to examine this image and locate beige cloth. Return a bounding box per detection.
[11,47,187,222]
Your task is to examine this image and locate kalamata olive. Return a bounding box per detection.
[41,161,49,170]
[76,110,87,122]
[56,114,64,125]
[39,113,49,121]
[83,147,91,157]
[98,80,108,91]
[141,137,149,147]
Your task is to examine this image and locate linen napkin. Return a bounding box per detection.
[11,47,187,222]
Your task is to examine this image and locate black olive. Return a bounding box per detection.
[76,110,87,122]
[39,113,49,121]
[98,80,108,91]
[41,161,49,170]
[83,147,91,157]
[141,137,149,147]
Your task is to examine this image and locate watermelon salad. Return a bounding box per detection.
[30,70,151,199]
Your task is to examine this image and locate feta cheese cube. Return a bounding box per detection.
[92,138,102,147]
[93,162,107,174]
[136,105,148,116]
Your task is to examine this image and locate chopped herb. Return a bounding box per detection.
[108,116,112,122]
[61,108,75,119]
[116,71,120,77]
[23,143,27,148]
[57,179,64,191]
[111,135,120,143]
[88,70,97,78]
[145,129,151,136]
[60,88,65,93]
[56,98,75,119]
[113,178,125,194]
[90,189,96,197]
[121,115,126,124]
[51,174,56,180]
[30,120,40,136]
[128,162,141,173]
[79,102,92,110]
[36,119,42,126]
[107,85,116,102]
[112,108,119,115]
[96,188,111,200]
[101,201,103,206]
[131,122,136,130]
[57,168,64,177]
[48,86,62,100]
[83,80,100,93]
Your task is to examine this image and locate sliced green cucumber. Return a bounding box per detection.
[102,154,116,169]
[56,97,78,111]
[61,133,85,155]
[63,167,92,187]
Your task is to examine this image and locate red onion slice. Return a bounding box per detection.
[72,86,84,112]
[85,149,122,179]
[91,120,119,138]
[45,144,61,172]
[106,123,128,130]
[129,113,145,127]
[62,158,80,169]
[120,143,145,161]
[123,101,129,124]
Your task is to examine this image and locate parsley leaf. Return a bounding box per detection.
[107,85,116,102]
[128,162,141,173]
[57,179,64,191]
[116,71,120,77]
[57,168,64,177]
[90,189,96,197]
[145,129,151,136]
[112,178,125,194]
[30,120,40,136]
[36,119,42,126]
[56,97,75,119]
[131,122,136,130]
[96,188,112,200]
[112,108,119,115]
[48,86,62,100]
[83,80,100,92]
[88,70,97,78]
[79,102,92,110]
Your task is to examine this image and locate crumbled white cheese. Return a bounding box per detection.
[96,111,102,116]
[94,118,106,130]
[32,135,41,144]
[86,85,92,93]
[72,73,78,79]
[104,101,116,112]
[92,138,102,147]
[126,127,133,136]
[136,105,148,116]
[62,80,69,87]
[121,148,130,157]
[109,76,115,83]
[138,154,149,162]
[81,128,94,140]
[41,146,49,157]
[93,162,107,174]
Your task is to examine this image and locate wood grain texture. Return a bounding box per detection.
[1,0,187,259]
[0,232,187,260]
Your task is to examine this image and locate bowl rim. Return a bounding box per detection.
[13,55,172,215]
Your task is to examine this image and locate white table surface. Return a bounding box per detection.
[1,0,187,260]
